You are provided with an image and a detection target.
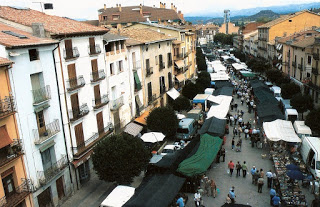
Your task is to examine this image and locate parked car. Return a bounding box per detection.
[300,137,320,179]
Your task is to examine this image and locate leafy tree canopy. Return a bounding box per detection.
[147,106,179,138]
[196,47,207,71]
[182,82,199,100]
[266,69,283,83]
[171,96,191,112]
[92,133,151,184]
[214,33,235,45]
[290,93,314,118]
[281,82,301,99]
[305,108,320,135]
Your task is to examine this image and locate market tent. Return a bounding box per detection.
[250,80,268,89]
[293,121,312,135]
[210,72,229,81]
[193,94,210,104]
[213,87,233,96]
[256,104,284,124]
[207,96,232,119]
[205,88,215,95]
[263,119,301,142]
[199,116,226,137]
[214,81,233,89]
[123,122,143,137]
[123,174,185,207]
[177,134,223,177]
[232,63,247,70]
[207,95,224,104]
[240,70,256,78]
[166,88,180,100]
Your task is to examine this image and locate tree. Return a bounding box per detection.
[196,47,207,71]
[182,82,199,100]
[171,96,191,112]
[290,94,314,119]
[92,133,151,184]
[306,108,320,135]
[196,71,211,92]
[281,82,301,99]
[231,50,246,62]
[147,107,179,138]
[214,33,235,45]
[266,69,282,83]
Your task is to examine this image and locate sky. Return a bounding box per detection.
[0,0,318,19]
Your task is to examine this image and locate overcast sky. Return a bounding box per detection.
[1,0,318,19]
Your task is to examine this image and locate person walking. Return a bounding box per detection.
[210,179,217,198]
[221,147,226,162]
[194,190,201,207]
[233,127,238,136]
[229,188,236,204]
[266,169,273,188]
[176,194,185,207]
[230,115,234,126]
[257,176,264,193]
[254,170,260,185]
[269,188,276,205]
[228,160,235,177]
[231,137,235,150]
[204,177,210,196]
[225,194,232,204]
[260,169,264,178]
[236,161,241,177]
[242,161,248,178]
[251,166,256,184]
[272,194,281,207]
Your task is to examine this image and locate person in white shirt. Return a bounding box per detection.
[194,190,201,207]
[266,170,273,188]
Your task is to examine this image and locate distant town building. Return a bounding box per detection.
[233,22,263,51]
[219,22,239,34]
[195,24,219,45]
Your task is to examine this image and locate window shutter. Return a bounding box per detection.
[96,112,104,134]
[65,39,73,58]
[91,59,98,72]
[94,85,101,105]
[70,93,79,117]
[74,123,85,146]
[89,37,95,54]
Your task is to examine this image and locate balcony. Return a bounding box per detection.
[69,103,89,122]
[0,179,33,207]
[66,76,85,92]
[173,53,184,60]
[71,123,113,155]
[298,64,302,70]
[0,139,23,168]
[33,119,60,145]
[31,86,51,105]
[312,67,319,75]
[0,96,15,119]
[313,53,319,60]
[88,44,101,55]
[160,86,166,94]
[90,70,106,83]
[110,96,124,111]
[132,61,141,72]
[92,94,109,110]
[37,155,68,186]
[148,94,157,104]
[146,67,153,77]
[63,47,80,60]
[292,61,296,67]
[159,62,165,70]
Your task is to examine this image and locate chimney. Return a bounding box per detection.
[140,4,143,14]
[119,4,122,12]
[104,4,106,11]
[32,23,46,38]
[171,3,174,10]
[163,3,166,9]
[174,6,177,12]
[116,4,118,7]
[160,2,162,8]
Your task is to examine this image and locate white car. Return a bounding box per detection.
[160,145,180,156]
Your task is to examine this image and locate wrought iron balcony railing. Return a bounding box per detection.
[148,94,157,104]
[298,64,302,69]
[0,139,23,168]
[33,119,60,145]
[31,85,51,105]
[69,103,89,122]
[91,70,106,82]
[64,47,80,60]
[313,53,319,60]
[66,76,85,91]
[0,95,15,119]
[37,155,68,186]
[110,96,124,111]
[88,44,101,55]
[92,94,109,110]
[146,67,153,77]
[159,62,165,70]
[312,67,319,75]
[132,61,141,72]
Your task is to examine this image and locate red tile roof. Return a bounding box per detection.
[0,22,57,48]
[242,22,264,34]
[0,6,108,37]
[0,57,13,66]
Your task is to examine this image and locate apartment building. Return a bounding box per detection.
[97,2,184,29]
[0,22,72,207]
[104,33,132,132]
[257,10,320,59]
[219,22,239,35]
[235,22,263,52]
[0,6,111,192]
[111,28,175,125]
[195,24,219,45]
[309,36,320,107]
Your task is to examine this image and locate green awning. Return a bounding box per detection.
[134,72,141,91]
[240,71,256,78]
[177,134,222,177]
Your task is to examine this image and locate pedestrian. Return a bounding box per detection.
[231,137,235,150]
[272,194,281,207]
[238,138,242,150]
[257,176,264,193]
[229,189,236,204]
[210,179,217,198]
[251,166,256,184]
[242,161,248,178]
[176,194,185,207]
[266,169,273,188]
[234,103,238,111]
[230,115,234,126]
[269,188,276,205]
[250,135,255,148]
[194,190,201,207]
[241,97,244,105]
[223,135,227,145]
[204,177,210,196]
[225,194,232,204]
[231,104,234,111]
[260,169,264,178]
[228,160,235,177]
[233,127,238,136]
[225,124,229,134]
[244,128,249,139]
[254,170,260,185]
[236,161,241,177]
[221,147,226,162]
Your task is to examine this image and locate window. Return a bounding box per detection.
[155,56,158,65]
[308,56,312,64]
[289,19,292,22]
[112,15,120,20]
[103,16,107,20]
[120,41,125,50]
[105,42,113,52]
[64,39,73,59]
[118,61,123,72]
[159,44,161,49]
[89,37,96,54]
[29,49,39,61]
[41,146,56,171]
[110,63,114,75]
[148,82,152,103]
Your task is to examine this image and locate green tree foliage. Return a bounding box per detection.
[290,94,314,119]
[246,57,268,73]
[266,69,283,83]
[306,108,320,135]
[147,107,179,138]
[196,71,211,92]
[231,50,246,62]
[281,83,301,99]
[182,82,199,100]
[171,96,191,112]
[92,133,151,184]
[196,47,207,71]
[214,33,235,45]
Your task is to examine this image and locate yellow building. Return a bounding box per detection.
[258,10,320,59]
[219,22,239,34]
[0,58,32,207]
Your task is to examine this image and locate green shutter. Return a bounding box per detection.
[134,72,142,91]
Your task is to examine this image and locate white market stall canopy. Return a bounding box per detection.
[232,63,247,70]
[210,72,230,81]
[205,88,215,95]
[263,119,301,142]
[166,88,180,100]
[207,96,232,119]
[193,94,210,104]
[221,55,230,61]
[293,121,312,135]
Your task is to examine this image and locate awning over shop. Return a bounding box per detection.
[210,72,229,81]
[0,126,13,149]
[124,122,143,137]
[135,110,151,126]
[263,119,301,143]
[167,88,180,100]
[175,74,185,83]
[175,60,184,68]
[193,94,210,104]
[199,116,226,137]
[133,71,141,91]
[177,134,222,177]
[72,150,93,168]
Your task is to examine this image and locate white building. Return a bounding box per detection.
[0,23,73,206]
